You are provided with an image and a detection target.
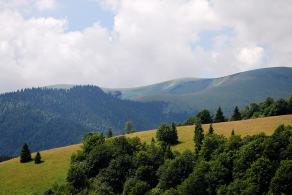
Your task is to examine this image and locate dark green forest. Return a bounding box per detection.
[0,86,186,156]
[46,124,292,195]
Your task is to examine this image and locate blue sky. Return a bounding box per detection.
[26,0,115,31]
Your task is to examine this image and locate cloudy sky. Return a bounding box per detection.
[0,0,291,92]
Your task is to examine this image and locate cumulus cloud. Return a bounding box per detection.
[0,0,291,92]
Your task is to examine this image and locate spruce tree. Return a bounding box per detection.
[208,123,214,134]
[214,107,225,123]
[20,143,32,163]
[194,120,204,152]
[34,152,42,164]
[107,128,113,138]
[231,106,241,121]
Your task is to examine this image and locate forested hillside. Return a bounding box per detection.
[1,67,292,157]
[0,86,185,156]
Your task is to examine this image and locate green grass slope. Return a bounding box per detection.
[0,145,80,195]
[1,114,292,195]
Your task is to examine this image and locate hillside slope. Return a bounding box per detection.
[107,67,292,113]
[0,86,184,156]
[1,114,292,195]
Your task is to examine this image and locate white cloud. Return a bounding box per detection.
[237,47,264,68]
[0,0,292,92]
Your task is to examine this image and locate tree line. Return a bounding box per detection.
[184,95,292,125]
[45,123,292,194]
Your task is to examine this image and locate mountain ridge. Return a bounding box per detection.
[1,67,292,156]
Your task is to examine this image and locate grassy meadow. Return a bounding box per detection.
[1,114,292,195]
[0,145,80,195]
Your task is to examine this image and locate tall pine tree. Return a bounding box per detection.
[20,143,32,163]
[194,120,204,152]
[231,106,241,121]
[214,107,225,123]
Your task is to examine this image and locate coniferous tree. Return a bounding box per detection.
[20,143,32,163]
[231,106,241,121]
[208,124,214,134]
[34,152,42,164]
[107,128,113,138]
[231,129,235,136]
[194,120,204,152]
[196,109,213,124]
[124,121,134,134]
[214,107,225,123]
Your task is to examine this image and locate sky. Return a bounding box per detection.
[0,0,292,92]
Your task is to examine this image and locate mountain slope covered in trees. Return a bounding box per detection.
[1,67,292,156]
[0,86,184,156]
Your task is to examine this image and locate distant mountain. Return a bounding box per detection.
[1,67,292,156]
[0,86,185,156]
[105,67,292,114]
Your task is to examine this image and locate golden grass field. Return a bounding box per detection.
[1,114,292,195]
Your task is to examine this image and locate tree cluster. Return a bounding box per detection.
[185,95,292,125]
[185,107,226,125]
[20,143,42,164]
[46,124,292,195]
[241,96,292,119]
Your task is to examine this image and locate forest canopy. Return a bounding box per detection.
[46,124,292,195]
